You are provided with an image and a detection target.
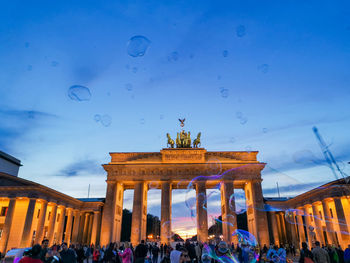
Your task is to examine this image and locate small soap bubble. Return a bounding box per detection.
[217,75,222,80]
[168,51,179,62]
[236,25,246,37]
[222,50,229,57]
[149,181,160,189]
[229,137,235,143]
[107,92,111,96]
[27,65,33,71]
[219,87,229,98]
[257,64,269,74]
[127,35,151,57]
[240,117,248,125]
[189,53,194,59]
[125,64,130,70]
[125,83,133,91]
[68,85,91,101]
[101,114,112,127]
[236,111,243,119]
[262,128,268,133]
[51,61,59,67]
[132,67,138,73]
[25,42,30,48]
[160,115,164,120]
[140,118,145,124]
[94,114,101,122]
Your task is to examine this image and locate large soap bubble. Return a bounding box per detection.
[232,229,257,246]
[127,35,151,57]
[68,85,91,101]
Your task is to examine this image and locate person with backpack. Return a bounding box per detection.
[152,244,160,263]
[299,242,314,263]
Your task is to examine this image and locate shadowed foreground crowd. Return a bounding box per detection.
[16,239,350,263]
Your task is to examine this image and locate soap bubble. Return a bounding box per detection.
[257,64,269,74]
[205,158,222,176]
[140,118,145,125]
[240,117,248,125]
[132,67,138,73]
[161,221,172,238]
[168,51,179,62]
[236,111,243,119]
[127,35,151,57]
[232,229,257,246]
[219,87,229,98]
[222,50,229,57]
[262,128,268,133]
[94,114,101,122]
[125,83,133,91]
[51,61,59,67]
[27,65,32,71]
[160,115,164,120]
[149,181,160,189]
[229,137,236,143]
[68,85,91,101]
[236,25,246,37]
[101,114,112,127]
[217,75,222,80]
[25,42,30,48]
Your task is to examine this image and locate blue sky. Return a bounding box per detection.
[1,0,350,236]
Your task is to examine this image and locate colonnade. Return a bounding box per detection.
[0,197,101,253]
[269,197,350,249]
[100,179,270,246]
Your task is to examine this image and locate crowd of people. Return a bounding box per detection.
[15,238,350,263]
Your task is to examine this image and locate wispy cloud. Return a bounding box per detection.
[58,159,104,177]
[0,108,58,151]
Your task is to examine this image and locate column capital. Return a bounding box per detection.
[93,211,101,214]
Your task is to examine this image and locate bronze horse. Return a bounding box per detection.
[193,132,201,148]
[166,133,175,148]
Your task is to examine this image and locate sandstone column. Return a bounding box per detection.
[333,197,349,246]
[220,181,237,244]
[65,208,74,245]
[161,181,172,244]
[0,198,16,253]
[47,203,58,245]
[87,214,94,244]
[311,202,325,245]
[20,198,37,247]
[296,209,306,246]
[269,212,280,246]
[131,182,148,245]
[250,180,270,246]
[82,213,90,244]
[276,212,283,243]
[113,183,124,242]
[56,206,66,244]
[322,199,336,245]
[35,200,48,243]
[100,182,124,245]
[77,212,86,243]
[90,211,100,245]
[71,210,81,243]
[196,181,208,243]
[303,206,313,248]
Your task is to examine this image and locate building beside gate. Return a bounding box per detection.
[0,147,349,253]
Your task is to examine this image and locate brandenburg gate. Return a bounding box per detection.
[100,130,270,246]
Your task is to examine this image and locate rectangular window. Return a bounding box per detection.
[0,207,8,217]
